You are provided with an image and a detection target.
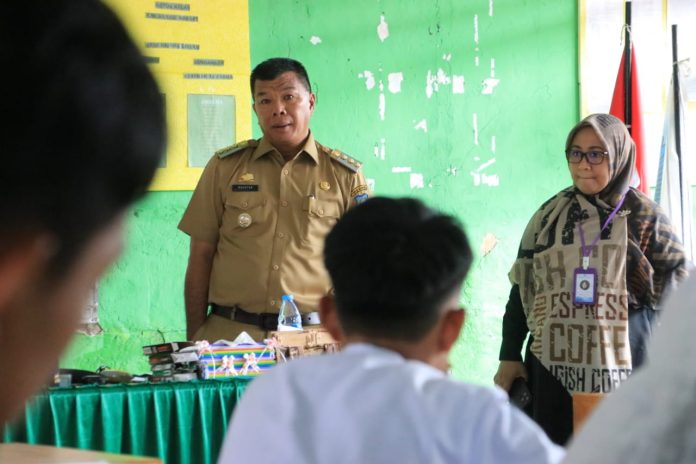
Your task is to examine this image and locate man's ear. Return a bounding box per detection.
[318,294,343,342]
[438,308,465,353]
[308,92,316,113]
[0,237,52,314]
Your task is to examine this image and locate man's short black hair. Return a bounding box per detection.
[0,0,165,276]
[250,58,312,95]
[324,197,473,341]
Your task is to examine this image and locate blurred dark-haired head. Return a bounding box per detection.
[0,0,165,425]
[0,0,165,275]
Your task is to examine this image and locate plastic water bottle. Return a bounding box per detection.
[277,294,302,331]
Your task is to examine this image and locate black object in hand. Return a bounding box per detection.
[508,377,531,409]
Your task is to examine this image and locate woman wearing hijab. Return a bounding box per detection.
[494,113,689,445]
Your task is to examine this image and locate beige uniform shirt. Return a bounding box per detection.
[179,133,368,317]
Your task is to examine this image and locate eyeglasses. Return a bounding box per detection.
[565,149,608,165]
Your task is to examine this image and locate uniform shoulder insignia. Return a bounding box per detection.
[215,139,259,159]
[320,145,363,172]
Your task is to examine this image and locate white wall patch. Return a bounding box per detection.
[309,36,322,45]
[387,72,403,93]
[482,58,500,94]
[373,138,386,160]
[483,174,499,186]
[379,80,386,120]
[377,15,390,42]
[489,0,494,16]
[481,78,500,94]
[491,135,496,153]
[426,71,435,98]
[473,113,479,145]
[452,75,465,94]
[425,68,453,98]
[392,166,412,173]
[414,119,428,132]
[436,68,451,84]
[470,172,500,187]
[443,53,452,61]
[410,173,424,189]
[367,178,376,192]
[358,71,376,90]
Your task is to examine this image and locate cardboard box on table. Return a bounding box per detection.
[269,327,341,360]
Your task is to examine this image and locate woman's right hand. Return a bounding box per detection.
[493,361,528,391]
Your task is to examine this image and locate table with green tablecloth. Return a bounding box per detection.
[2,379,251,464]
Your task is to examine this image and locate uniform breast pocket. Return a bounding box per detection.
[223,196,269,238]
[301,196,342,247]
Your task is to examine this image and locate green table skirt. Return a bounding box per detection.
[2,379,250,464]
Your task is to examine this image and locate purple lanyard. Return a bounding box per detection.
[577,195,626,269]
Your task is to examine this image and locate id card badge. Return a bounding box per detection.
[573,267,597,305]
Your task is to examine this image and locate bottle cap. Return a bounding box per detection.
[281,294,294,302]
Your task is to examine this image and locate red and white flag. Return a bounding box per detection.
[609,47,648,195]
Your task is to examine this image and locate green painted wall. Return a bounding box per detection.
[61,192,191,373]
[62,0,580,386]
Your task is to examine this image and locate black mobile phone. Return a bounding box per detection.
[508,377,532,409]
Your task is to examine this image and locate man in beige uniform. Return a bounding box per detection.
[179,57,369,342]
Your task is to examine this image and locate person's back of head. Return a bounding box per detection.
[323,197,472,351]
[0,0,164,424]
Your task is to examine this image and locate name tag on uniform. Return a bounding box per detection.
[573,267,597,305]
[231,184,259,192]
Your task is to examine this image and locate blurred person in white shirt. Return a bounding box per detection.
[565,270,696,464]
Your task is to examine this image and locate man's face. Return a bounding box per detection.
[253,71,316,157]
[0,215,126,424]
